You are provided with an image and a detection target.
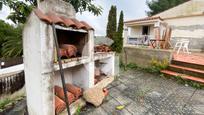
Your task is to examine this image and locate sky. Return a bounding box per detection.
[0,0,149,36]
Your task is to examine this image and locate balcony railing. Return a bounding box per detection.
[127,35,154,45]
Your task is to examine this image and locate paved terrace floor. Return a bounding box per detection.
[173,53,204,66]
[81,70,204,115]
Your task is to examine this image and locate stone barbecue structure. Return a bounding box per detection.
[23,0,115,115]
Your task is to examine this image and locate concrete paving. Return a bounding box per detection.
[81,70,204,115]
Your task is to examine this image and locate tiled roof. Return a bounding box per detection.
[34,9,94,30]
[124,16,163,23]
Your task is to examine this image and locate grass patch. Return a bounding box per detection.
[174,75,204,89]
[75,105,82,115]
[0,96,24,112]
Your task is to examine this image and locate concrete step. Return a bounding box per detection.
[168,64,204,78]
[172,60,204,71]
[161,70,204,84]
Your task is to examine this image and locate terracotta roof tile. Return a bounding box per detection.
[46,12,65,25]
[60,17,76,28]
[80,21,94,30]
[71,18,87,29]
[124,16,163,23]
[34,9,94,30]
[34,9,52,23]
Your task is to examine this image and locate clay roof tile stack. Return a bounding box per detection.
[34,9,94,30]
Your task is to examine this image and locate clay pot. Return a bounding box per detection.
[54,86,75,104]
[65,83,82,99]
[59,48,67,57]
[60,44,77,57]
[55,96,66,114]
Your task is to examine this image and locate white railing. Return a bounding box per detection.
[0,64,25,96]
[0,64,24,77]
[128,35,154,39]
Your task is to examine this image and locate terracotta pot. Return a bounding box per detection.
[55,95,66,114]
[59,48,67,57]
[54,86,75,104]
[60,44,77,57]
[65,83,82,99]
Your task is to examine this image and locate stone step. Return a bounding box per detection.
[168,64,204,78]
[161,70,204,84]
[172,60,204,71]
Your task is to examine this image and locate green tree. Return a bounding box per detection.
[0,20,22,58]
[1,25,23,58]
[146,0,187,16]
[0,0,102,58]
[111,11,124,53]
[0,0,102,24]
[106,5,117,39]
[117,11,124,38]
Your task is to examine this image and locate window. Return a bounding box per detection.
[142,26,150,35]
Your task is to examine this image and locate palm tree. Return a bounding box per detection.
[1,25,23,58]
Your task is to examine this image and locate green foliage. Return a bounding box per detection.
[146,0,187,16]
[1,0,33,24]
[2,25,23,58]
[112,11,124,53]
[67,0,103,16]
[106,5,117,39]
[0,0,102,58]
[75,105,81,115]
[0,98,12,111]
[117,11,124,37]
[126,63,138,69]
[122,58,168,74]
[111,32,123,53]
[0,96,24,112]
[0,20,19,57]
[1,0,102,24]
[0,20,23,58]
[174,75,204,89]
[149,58,169,73]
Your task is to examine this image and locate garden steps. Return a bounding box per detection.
[168,64,204,78]
[161,53,204,84]
[161,70,204,84]
[172,54,204,70]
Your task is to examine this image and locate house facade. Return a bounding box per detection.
[124,0,204,51]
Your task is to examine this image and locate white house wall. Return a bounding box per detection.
[155,0,204,19]
[164,15,204,50]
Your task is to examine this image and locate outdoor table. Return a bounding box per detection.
[150,39,165,49]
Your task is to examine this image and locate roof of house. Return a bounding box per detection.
[124,16,162,24]
[124,0,204,24]
[34,9,93,30]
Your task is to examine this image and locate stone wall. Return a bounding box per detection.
[121,46,173,68]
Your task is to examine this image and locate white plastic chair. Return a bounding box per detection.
[173,39,191,54]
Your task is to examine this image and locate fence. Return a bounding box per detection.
[0,64,24,97]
